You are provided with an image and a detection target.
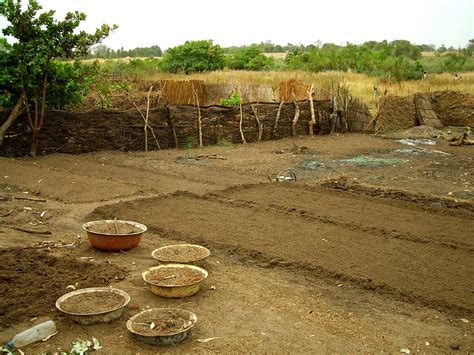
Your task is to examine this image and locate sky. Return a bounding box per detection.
[0,0,473,50]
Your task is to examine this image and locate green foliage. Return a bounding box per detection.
[0,0,116,154]
[285,41,425,81]
[47,61,99,109]
[466,39,474,57]
[90,80,129,109]
[391,40,422,60]
[226,46,274,70]
[443,53,467,72]
[437,44,447,54]
[418,43,436,52]
[89,44,162,59]
[183,136,197,149]
[161,40,225,74]
[220,92,242,106]
[225,41,305,54]
[216,138,232,147]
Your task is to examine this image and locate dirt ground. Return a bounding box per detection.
[0,133,473,353]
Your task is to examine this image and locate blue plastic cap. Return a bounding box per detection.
[6,340,13,348]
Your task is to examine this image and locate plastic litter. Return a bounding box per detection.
[301,160,326,170]
[396,139,436,146]
[339,156,407,166]
[7,320,57,348]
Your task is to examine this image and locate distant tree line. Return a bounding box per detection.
[88,44,162,58]
[87,39,474,80]
[223,40,464,56]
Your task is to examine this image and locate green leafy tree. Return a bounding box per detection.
[437,44,447,54]
[161,40,225,74]
[0,0,116,156]
[443,53,467,72]
[226,46,273,70]
[390,40,422,60]
[466,39,474,57]
[418,44,436,52]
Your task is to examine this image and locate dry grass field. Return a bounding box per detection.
[143,70,474,112]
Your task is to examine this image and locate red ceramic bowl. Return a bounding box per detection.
[83,220,147,251]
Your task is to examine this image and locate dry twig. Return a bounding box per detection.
[0,210,14,217]
[0,224,52,235]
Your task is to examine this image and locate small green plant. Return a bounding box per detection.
[216,138,232,147]
[220,92,242,106]
[183,136,197,149]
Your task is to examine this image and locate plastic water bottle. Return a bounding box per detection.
[7,320,57,348]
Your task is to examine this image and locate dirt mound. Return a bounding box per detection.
[432,91,474,127]
[374,95,416,133]
[0,248,127,327]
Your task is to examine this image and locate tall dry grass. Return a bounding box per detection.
[145,70,474,112]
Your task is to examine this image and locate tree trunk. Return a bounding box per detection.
[0,95,25,146]
[28,64,49,157]
[29,129,39,157]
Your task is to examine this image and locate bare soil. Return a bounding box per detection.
[0,248,126,327]
[0,134,472,353]
[60,291,127,314]
[145,267,206,287]
[152,245,210,263]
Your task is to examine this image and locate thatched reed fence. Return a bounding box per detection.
[1,80,373,156]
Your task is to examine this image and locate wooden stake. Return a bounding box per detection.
[130,100,161,150]
[239,102,247,144]
[144,86,154,151]
[250,104,263,142]
[192,84,203,148]
[307,84,316,135]
[291,93,300,136]
[273,101,284,137]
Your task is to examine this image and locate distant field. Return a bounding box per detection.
[263,52,288,59]
[421,51,460,57]
[80,56,161,64]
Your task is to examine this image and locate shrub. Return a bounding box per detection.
[226,46,274,71]
[443,54,467,72]
[161,40,225,74]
